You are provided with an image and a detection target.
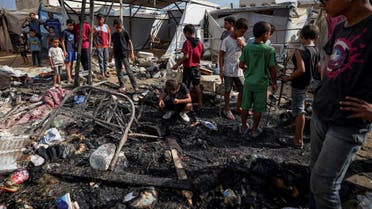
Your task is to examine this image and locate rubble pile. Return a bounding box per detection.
[0,55,371,209]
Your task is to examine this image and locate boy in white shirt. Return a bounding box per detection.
[219,18,249,120]
[48,39,64,86]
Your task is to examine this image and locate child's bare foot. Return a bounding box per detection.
[293,139,304,149]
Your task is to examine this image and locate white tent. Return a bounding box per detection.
[206,2,318,62]
[0,9,25,52]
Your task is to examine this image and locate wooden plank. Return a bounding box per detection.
[200,67,214,75]
[46,165,192,190]
[167,137,193,206]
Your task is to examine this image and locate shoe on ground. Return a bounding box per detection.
[163,111,176,120]
[179,111,190,122]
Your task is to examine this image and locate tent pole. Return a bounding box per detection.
[88,0,94,85]
[120,0,123,24]
[129,4,133,37]
[74,0,86,87]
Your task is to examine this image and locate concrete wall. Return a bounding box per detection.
[15,0,48,10]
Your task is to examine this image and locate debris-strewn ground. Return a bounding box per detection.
[1,51,371,209]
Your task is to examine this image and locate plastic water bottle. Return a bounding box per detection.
[201,121,218,131]
[89,143,116,171]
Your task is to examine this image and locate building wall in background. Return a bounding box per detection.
[15,0,48,10]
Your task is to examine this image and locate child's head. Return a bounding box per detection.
[224,16,236,31]
[19,35,25,42]
[29,29,36,37]
[52,38,60,47]
[300,24,319,43]
[253,21,271,41]
[320,0,371,17]
[66,19,74,30]
[49,26,55,33]
[233,18,249,37]
[113,19,119,28]
[269,24,276,37]
[183,24,195,38]
[48,12,54,19]
[29,12,36,20]
[165,79,180,94]
[97,14,105,25]
[114,19,123,32]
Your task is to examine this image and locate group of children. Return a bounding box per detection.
[161,17,321,148]
[17,14,138,89]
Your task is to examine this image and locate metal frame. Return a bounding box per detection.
[35,86,136,170]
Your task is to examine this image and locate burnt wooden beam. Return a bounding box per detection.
[46,165,193,190]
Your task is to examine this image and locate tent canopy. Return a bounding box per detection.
[65,0,187,9]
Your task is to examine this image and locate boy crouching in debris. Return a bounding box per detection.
[282,24,320,149]
[159,79,192,122]
[239,21,277,138]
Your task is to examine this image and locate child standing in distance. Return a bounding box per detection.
[282,24,320,149]
[219,18,249,120]
[48,39,64,86]
[19,35,29,65]
[172,24,204,109]
[61,19,76,83]
[309,0,372,208]
[94,14,111,78]
[47,26,58,49]
[221,16,236,41]
[111,20,137,93]
[239,22,277,137]
[159,79,193,122]
[27,29,42,67]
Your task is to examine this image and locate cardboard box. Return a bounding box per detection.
[200,75,222,93]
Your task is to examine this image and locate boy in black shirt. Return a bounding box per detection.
[159,79,192,122]
[309,0,372,208]
[282,24,320,148]
[111,20,137,93]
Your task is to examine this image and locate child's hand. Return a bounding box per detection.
[173,99,179,104]
[219,70,224,81]
[281,76,290,83]
[340,97,372,121]
[159,100,165,108]
[237,38,245,48]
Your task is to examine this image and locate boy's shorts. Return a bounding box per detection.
[53,65,62,75]
[20,51,27,57]
[224,76,244,93]
[64,50,76,63]
[165,99,186,112]
[291,87,306,116]
[241,89,267,112]
[183,66,200,88]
